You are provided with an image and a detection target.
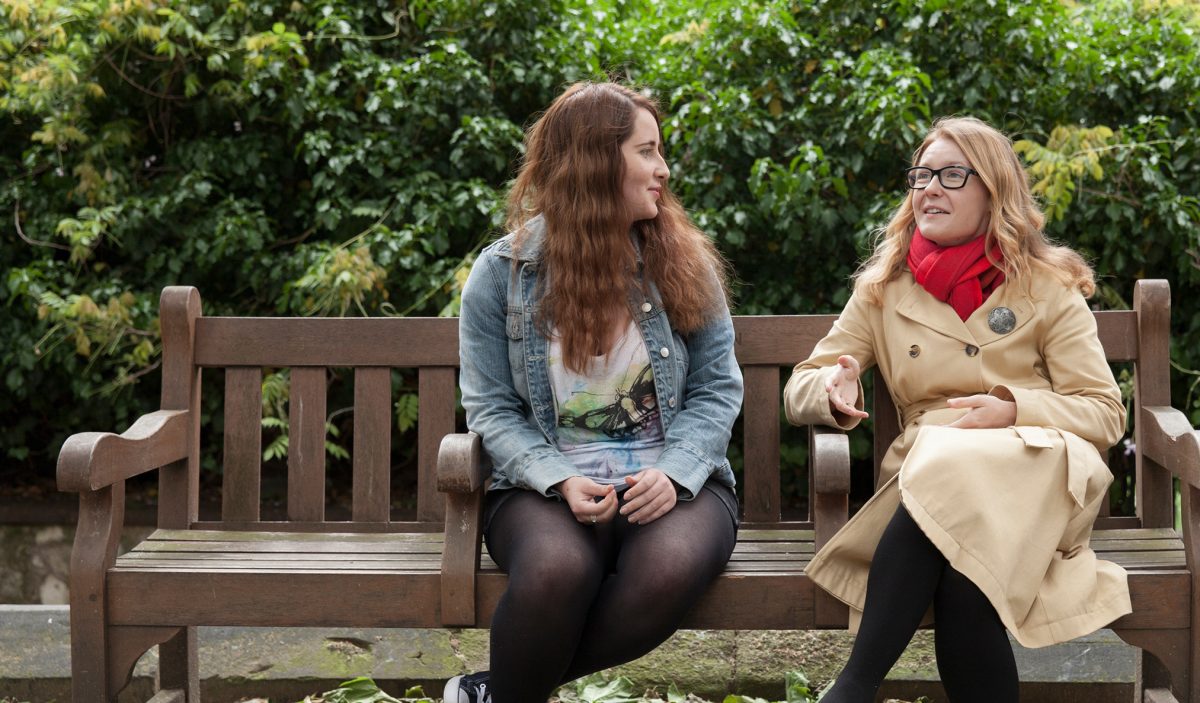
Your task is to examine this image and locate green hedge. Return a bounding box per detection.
[3,0,1198,505]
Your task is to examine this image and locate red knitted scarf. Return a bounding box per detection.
[906,229,1005,321]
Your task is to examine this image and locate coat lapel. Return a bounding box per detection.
[894,278,977,346]
[964,280,1036,347]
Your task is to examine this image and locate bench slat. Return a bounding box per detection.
[121,551,453,562]
[194,317,459,367]
[132,540,444,554]
[1093,539,1184,551]
[222,367,262,521]
[113,559,446,568]
[1094,310,1139,362]
[742,366,781,523]
[193,312,1136,368]
[149,529,445,542]
[737,527,815,539]
[353,367,392,522]
[189,521,444,533]
[288,367,327,521]
[733,316,836,365]
[1092,528,1180,540]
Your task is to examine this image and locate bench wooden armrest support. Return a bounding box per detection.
[56,409,191,493]
[438,432,489,626]
[1142,405,1200,489]
[810,424,851,626]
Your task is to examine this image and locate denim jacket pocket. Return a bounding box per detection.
[506,310,524,340]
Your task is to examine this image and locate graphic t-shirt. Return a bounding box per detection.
[548,320,666,484]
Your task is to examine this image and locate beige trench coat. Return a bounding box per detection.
[784,266,1132,648]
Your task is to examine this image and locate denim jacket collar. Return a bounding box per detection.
[498,214,647,267]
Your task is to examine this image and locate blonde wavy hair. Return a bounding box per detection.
[507,82,728,373]
[853,116,1095,303]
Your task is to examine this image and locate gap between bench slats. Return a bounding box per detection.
[418,367,455,523]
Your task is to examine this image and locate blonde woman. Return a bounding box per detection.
[450,82,742,703]
[784,116,1130,702]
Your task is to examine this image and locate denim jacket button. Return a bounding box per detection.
[641,302,652,313]
[668,396,677,408]
[659,347,670,358]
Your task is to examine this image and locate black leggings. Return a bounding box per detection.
[822,505,1018,703]
[484,486,738,703]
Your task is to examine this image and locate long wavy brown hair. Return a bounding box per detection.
[854,116,1095,303]
[507,82,728,373]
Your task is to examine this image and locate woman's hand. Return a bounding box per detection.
[620,469,677,525]
[946,394,1017,429]
[557,477,618,525]
[824,355,869,420]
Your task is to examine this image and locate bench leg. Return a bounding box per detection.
[69,486,124,703]
[70,597,110,703]
[1116,628,1191,702]
[158,627,200,701]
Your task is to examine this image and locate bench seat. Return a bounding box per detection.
[105,526,1188,631]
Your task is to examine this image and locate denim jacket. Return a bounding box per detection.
[458,215,743,499]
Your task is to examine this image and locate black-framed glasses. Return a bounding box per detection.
[903,165,979,190]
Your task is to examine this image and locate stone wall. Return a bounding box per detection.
[0,525,153,605]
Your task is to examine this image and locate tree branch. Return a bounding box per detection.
[14,201,71,252]
[271,225,318,250]
[103,55,184,101]
[1078,187,1143,208]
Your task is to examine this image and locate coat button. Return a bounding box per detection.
[908,345,920,358]
[659,347,670,358]
[668,396,677,408]
[641,302,652,313]
[965,344,980,357]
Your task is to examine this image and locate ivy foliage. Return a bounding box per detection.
[2,0,1199,498]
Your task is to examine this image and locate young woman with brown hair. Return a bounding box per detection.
[448,82,743,703]
[785,116,1131,702]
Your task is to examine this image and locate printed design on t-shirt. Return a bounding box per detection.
[558,363,659,439]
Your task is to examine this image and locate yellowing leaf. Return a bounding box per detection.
[7,0,32,26]
[74,328,92,357]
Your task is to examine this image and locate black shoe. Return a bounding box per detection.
[443,671,491,703]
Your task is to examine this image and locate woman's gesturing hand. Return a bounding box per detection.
[824,355,870,420]
[620,469,677,525]
[557,476,618,525]
[946,394,1017,429]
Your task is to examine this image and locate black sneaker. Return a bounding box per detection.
[443,671,491,703]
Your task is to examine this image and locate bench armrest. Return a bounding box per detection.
[57,409,191,493]
[811,425,851,497]
[437,431,490,494]
[1141,405,1200,490]
[437,431,488,626]
[809,424,851,627]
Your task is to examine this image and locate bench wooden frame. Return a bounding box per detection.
[57,280,1200,702]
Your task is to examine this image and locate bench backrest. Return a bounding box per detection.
[158,280,1170,532]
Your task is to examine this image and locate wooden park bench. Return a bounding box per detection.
[58,280,1199,702]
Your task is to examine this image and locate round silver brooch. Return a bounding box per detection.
[988,306,1016,335]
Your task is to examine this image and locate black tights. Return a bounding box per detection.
[822,505,1018,703]
[484,487,737,703]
